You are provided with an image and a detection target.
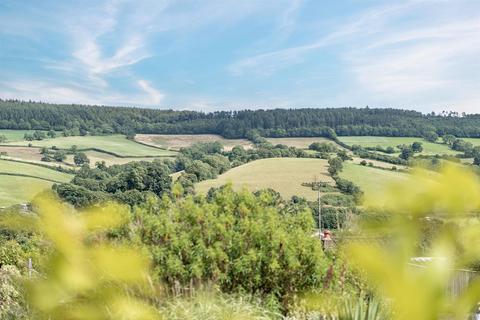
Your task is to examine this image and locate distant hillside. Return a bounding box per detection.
[1,99,480,138]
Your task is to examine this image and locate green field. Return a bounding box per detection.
[0,159,73,206]
[0,176,57,207]
[0,129,52,142]
[266,137,339,149]
[462,138,480,146]
[65,150,173,167]
[0,159,72,183]
[195,158,333,200]
[338,136,458,155]
[5,134,177,157]
[339,162,410,202]
[351,157,408,170]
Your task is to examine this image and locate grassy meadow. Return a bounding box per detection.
[0,159,73,183]
[0,175,56,207]
[339,162,409,202]
[338,136,458,155]
[135,134,252,151]
[64,150,173,167]
[0,159,73,206]
[195,158,333,200]
[351,157,408,170]
[0,129,52,142]
[6,135,177,157]
[266,137,338,149]
[462,138,480,146]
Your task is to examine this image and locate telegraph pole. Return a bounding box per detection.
[317,182,322,238]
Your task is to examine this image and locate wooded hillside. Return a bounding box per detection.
[1,99,480,138]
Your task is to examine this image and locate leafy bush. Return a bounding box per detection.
[134,185,327,308]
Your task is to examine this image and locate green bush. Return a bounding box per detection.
[134,185,327,308]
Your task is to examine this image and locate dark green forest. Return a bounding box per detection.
[2,99,480,138]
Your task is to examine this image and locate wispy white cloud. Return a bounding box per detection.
[137,79,164,105]
[0,79,164,107]
[1,0,288,107]
[3,0,479,111]
[345,17,480,112]
[228,0,480,112]
[228,2,416,76]
[68,0,153,76]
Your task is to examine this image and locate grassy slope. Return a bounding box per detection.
[266,137,338,149]
[0,130,48,142]
[0,176,55,207]
[64,150,174,167]
[338,136,457,155]
[351,157,408,170]
[0,159,72,183]
[5,135,177,157]
[195,158,333,201]
[462,138,480,146]
[339,162,409,201]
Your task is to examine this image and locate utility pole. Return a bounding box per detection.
[317,182,322,238]
[28,258,32,278]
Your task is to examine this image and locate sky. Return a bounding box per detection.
[1,0,479,113]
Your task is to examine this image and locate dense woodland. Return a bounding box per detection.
[2,99,480,138]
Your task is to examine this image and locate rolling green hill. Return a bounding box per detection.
[0,159,73,206]
[339,162,409,202]
[338,136,457,155]
[0,176,56,207]
[0,159,72,183]
[266,137,340,149]
[196,158,333,201]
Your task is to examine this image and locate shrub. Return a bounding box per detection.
[135,185,327,308]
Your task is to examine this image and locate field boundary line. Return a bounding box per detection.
[1,141,177,158]
[0,158,75,174]
[131,136,174,151]
[0,172,66,184]
[77,147,176,158]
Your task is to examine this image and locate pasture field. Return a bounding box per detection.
[339,162,409,202]
[0,129,50,142]
[266,137,337,149]
[0,175,55,207]
[0,159,72,183]
[135,134,252,151]
[195,158,333,201]
[351,157,408,170]
[462,138,480,146]
[6,134,177,157]
[64,150,173,167]
[338,136,457,155]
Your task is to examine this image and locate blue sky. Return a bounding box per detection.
[1,0,479,112]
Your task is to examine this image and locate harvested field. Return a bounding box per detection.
[135,134,252,151]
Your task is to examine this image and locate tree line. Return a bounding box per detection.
[3,99,480,138]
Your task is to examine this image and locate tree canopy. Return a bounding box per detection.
[2,100,480,138]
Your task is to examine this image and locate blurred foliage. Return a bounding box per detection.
[0,194,160,320]
[0,265,29,319]
[344,164,480,320]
